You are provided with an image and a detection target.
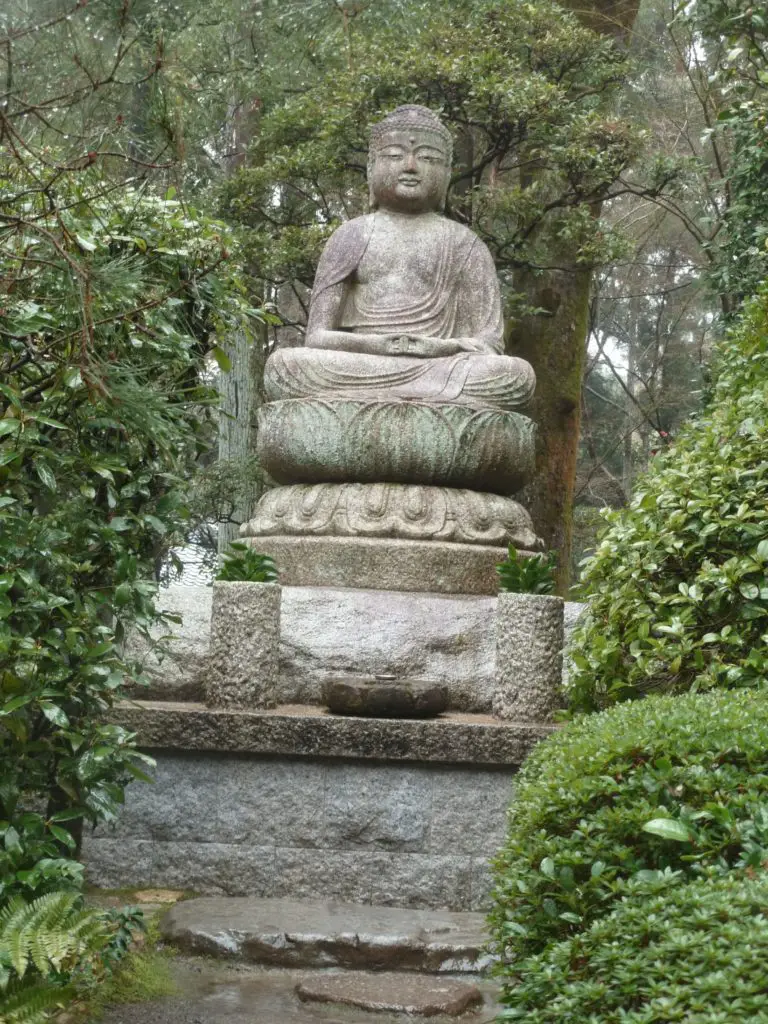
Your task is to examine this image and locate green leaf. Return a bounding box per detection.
[642,818,692,842]
[28,414,69,430]
[212,346,232,372]
[40,702,70,728]
[1,695,33,714]
[0,449,20,466]
[540,857,556,878]
[0,419,21,438]
[143,514,167,535]
[49,825,77,850]
[35,463,56,491]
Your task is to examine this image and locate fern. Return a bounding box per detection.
[0,892,109,1023]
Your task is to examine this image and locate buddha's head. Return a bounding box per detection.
[368,105,452,213]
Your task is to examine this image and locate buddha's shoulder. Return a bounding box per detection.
[326,214,375,244]
[444,218,485,248]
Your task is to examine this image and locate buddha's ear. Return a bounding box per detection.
[366,155,377,211]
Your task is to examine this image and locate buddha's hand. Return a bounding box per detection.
[387,334,476,358]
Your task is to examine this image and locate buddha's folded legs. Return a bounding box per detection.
[264,347,536,412]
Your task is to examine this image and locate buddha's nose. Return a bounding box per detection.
[404,152,417,172]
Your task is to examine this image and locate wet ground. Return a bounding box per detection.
[98,958,500,1024]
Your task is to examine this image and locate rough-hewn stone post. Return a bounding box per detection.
[493,593,564,721]
[205,581,281,709]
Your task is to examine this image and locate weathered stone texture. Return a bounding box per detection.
[160,896,486,972]
[121,583,585,710]
[493,592,565,721]
[246,535,533,597]
[205,582,280,710]
[123,584,210,701]
[102,700,554,765]
[295,971,483,1016]
[322,676,448,718]
[242,482,540,548]
[257,398,535,494]
[83,748,519,910]
[280,586,497,710]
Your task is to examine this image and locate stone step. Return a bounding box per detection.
[161,897,487,973]
[296,971,483,1016]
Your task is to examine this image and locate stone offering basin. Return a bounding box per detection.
[323,675,448,718]
[257,398,536,495]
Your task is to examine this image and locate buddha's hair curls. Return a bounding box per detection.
[369,105,453,162]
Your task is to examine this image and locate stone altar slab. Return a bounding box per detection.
[126,583,586,712]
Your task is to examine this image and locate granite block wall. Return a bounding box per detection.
[83,750,515,911]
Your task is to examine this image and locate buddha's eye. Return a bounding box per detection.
[381,150,404,160]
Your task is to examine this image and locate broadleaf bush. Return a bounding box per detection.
[216,543,278,583]
[488,689,768,963]
[0,163,258,901]
[497,547,557,594]
[497,869,768,1023]
[569,284,768,710]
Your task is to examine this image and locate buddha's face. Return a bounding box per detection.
[369,130,450,213]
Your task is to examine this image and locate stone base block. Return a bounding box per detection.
[81,727,539,910]
[244,535,533,595]
[494,592,565,721]
[160,897,486,972]
[206,581,281,709]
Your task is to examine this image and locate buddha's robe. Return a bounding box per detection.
[265,213,536,413]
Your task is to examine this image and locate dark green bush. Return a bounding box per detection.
[497,548,557,595]
[488,689,768,963]
[568,285,768,711]
[498,869,768,1023]
[216,543,278,583]
[0,167,257,902]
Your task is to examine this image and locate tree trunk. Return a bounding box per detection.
[216,324,267,556]
[508,265,591,591]
[508,0,641,591]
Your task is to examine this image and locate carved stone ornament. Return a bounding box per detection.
[242,483,542,550]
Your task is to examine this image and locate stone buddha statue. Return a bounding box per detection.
[242,105,543,594]
[265,105,535,412]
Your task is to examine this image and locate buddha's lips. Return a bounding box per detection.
[398,176,422,185]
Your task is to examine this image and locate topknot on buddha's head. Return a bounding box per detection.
[370,105,453,163]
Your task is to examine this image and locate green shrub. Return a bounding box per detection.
[216,543,278,583]
[498,870,768,1023]
[497,548,557,594]
[569,285,768,711]
[0,165,258,901]
[488,689,768,963]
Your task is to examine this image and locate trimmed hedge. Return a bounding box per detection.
[488,689,768,962]
[498,870,768,1023]
[568,285,768,711]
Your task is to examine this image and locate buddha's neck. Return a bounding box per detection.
[375,207,441,222]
